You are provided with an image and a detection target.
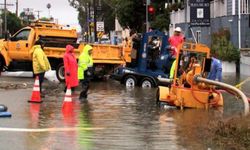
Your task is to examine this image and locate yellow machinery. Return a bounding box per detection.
[157,42,249,115]
[157,42,223,109]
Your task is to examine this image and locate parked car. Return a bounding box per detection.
[100,38,111,44]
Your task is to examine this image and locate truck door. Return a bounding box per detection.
[8,29,32,60]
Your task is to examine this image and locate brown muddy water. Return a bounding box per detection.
[0,73,249,150]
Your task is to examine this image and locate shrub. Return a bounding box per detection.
[211,28,240,62]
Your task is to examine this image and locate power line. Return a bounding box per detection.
[0,4,14,6]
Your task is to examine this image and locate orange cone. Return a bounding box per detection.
[28,76,42,103]
[62,85,73,112]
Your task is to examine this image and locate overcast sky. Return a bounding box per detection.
[5,0,80,30]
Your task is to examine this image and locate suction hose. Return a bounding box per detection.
[194,75,249,116]
[157,77,173,84]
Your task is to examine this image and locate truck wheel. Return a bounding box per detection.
[156,87,160,105]
[124,75,137,87]
[56,63,65,82]
[141,77,154,88]
[0,55,4,72]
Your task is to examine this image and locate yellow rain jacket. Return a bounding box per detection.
[169,60,176,79]
[78,45,93,80]
[30,45,51,74]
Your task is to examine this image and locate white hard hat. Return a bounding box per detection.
[174,27,182,32]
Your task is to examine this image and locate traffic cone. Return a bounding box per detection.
[28,76,42,103]
[62,85,73,112]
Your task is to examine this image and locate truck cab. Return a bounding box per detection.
[7,27,33,61]
[1,27,39,72]
[111,30,173,88]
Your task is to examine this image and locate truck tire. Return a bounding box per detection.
[124,75,137,88]
[0,55,4,72]
[56,63,65,82]
[141,77,154,88]
[156,87,160,105]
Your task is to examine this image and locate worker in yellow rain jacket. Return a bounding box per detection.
[30,40,51,94]
[78,44,93,100]
[169,60,176,79]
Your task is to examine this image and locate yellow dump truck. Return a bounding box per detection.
[0,21,131,81]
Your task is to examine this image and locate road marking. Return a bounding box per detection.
[0,127,104,132]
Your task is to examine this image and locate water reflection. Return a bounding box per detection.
[77,101,94,149]
[75,83,183,150]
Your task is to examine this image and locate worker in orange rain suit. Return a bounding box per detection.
[169,27,185,79]
[168,27,185,57]
[78,44,93,100]
[63,44,79,92]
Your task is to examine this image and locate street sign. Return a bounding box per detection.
[96,21,104,32]
[190,0,210,26]
[97,31,104,38]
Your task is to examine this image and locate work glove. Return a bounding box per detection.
[66,72,70,76]
[87,70,91,76]
[84,67,93,78]
[87,67,94,76]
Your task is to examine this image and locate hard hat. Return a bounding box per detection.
[174,27,182,32]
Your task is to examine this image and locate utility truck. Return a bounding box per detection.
[0,21,130,81]
[111,30,173,88]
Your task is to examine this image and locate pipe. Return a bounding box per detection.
[194,75,249,116]
[157,77,173,84]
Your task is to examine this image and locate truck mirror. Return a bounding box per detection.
[204,58,211,72]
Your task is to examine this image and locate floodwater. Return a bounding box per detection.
[0,73,249,150]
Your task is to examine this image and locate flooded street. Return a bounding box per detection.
[0,73,249,150]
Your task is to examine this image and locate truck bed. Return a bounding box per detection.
[44,43,127,65]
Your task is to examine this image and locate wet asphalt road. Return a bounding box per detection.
[0,73,249,150]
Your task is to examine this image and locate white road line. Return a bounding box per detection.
[0,127,104,132]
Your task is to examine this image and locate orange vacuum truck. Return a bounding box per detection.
[157,42,249,115]
[0,21,131,81]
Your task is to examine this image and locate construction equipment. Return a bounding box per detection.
[111,30,172,88]
[157,42,249,115]
[0,21,129,81]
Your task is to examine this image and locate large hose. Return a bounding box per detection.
[194,76,249,116]
[157,77,173,84]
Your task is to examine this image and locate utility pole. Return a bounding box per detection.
[16,0,18,16]
[238,0,241,49]
[35,10,42,19]
[88,3,91,42]
[4,0,7,39]
[86,2,89,42]
[93,0,97,42]
[0,1,14,39]
[146,0,150,32]
[47,3,51,18]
